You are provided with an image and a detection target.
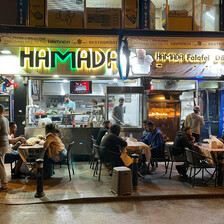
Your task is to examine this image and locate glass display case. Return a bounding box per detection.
[147,91,182,141]
[0,95,12,121]
[106,86,144,128]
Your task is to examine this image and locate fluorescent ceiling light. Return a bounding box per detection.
[0,50,12,55]
[113,78,118,82]
[90,76,96,78]
[63,79,68,82]
[53,75,59,78]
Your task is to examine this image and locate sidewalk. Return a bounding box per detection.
[1,162,224,205]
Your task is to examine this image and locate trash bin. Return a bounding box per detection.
[111,166,133,195]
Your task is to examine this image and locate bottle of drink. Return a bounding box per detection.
[129,133,133,138]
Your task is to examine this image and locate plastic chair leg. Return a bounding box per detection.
[192,168,196,187]
[71,159,75,175]
[98,162,102,182]
[169,162,173,179]
[67,163,71,181]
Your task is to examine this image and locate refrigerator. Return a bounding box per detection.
[0,94,13,122]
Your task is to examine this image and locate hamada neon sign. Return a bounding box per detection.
[20,47,117,71]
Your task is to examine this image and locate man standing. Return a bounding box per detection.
[89,99,103,125]
[112,97,125,125]
[62,94,76,125]
[184,106,205,142]
[0,104,9,190]
[139,121,165,159]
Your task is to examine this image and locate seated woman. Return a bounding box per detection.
[43,124,67,179]
[44,124,67,162]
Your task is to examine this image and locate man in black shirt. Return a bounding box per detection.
[96,120,110,145]
[112,97,125,125]
[173,126,195,177]
[100,124,127,167]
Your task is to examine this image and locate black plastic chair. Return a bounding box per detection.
[93,146,120,181]
[166,143,187,179]
[185,148,218,187]
[148,144,170,174]
[53,141,75,181]
[90,135,97,169]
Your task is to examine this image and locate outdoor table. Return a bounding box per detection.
[18,144,45,166]
[198,143,224,187]
[121,138,151,166]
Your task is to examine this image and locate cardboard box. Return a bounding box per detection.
[48,10,84,28]
[85,8,121,29]
[124,0,138,29]
[29,0,46,27]
[168,16,192,31]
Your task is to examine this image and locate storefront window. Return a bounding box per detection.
[107,93,142,128]
[194,0,220,31]
[167,0,193,31]
[150,0,166,30]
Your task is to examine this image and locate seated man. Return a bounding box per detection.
[139,121,165,159]
[141,120,149,140]
[5,122,26,176]
[100,124,127,168]
[172,126,195,177]
[96,120,111,145]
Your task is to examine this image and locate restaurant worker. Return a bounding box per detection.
[172,126,195,177]
[43,124,67,179]
[62,94,76,125]
[100,124,127,169]
[0,104,9,190]
[96,120,111,145]
[184,106,205,142]
[138,121,165,159]
[112,97,125,125]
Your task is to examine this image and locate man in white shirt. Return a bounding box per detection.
[184,106,205,142]
[5,122,26,177]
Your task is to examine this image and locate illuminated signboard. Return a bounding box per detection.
[20,47,118,72]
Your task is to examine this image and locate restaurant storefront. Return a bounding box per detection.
[1,32,224,152]
[0,33,144,157]
[126,36,224,141]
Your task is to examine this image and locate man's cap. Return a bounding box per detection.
[194,106,200,111]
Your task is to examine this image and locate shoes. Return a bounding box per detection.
[176,165,187,176]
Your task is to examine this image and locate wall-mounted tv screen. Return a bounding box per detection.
[70,81,92,94]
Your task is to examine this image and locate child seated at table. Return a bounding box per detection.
[43,124,67,179]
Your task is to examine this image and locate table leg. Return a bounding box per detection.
[218,163,224,187]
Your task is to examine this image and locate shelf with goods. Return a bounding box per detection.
[0,95,12,121]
